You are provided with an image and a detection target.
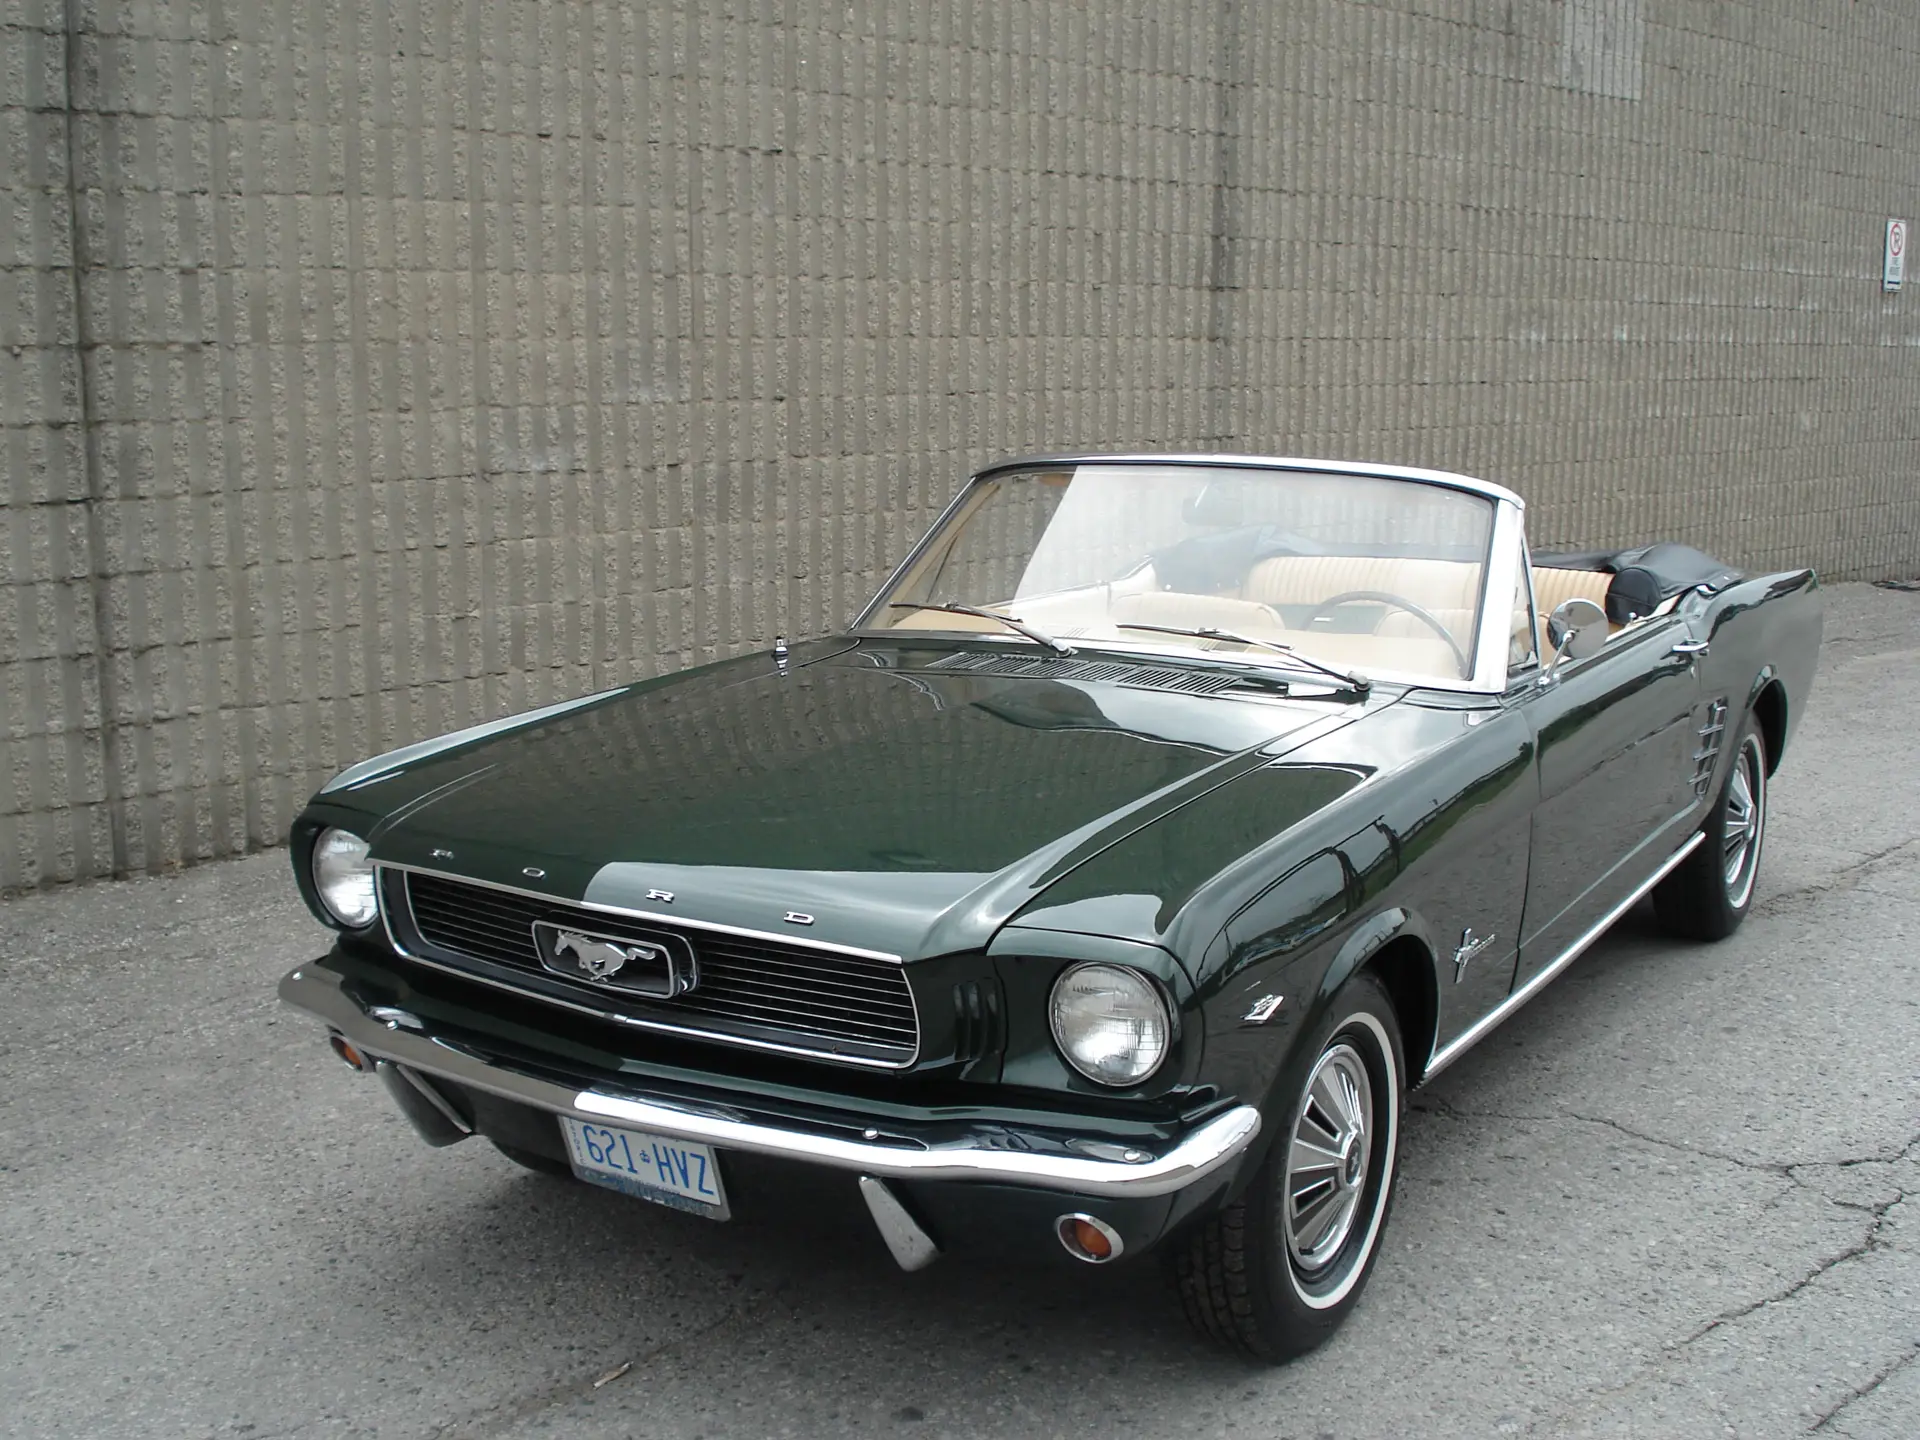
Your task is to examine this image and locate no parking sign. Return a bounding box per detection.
[1886,218,1906,291]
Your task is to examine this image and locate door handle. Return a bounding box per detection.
[1670,639,1710,656]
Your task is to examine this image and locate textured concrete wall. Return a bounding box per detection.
[3,0,1919,888]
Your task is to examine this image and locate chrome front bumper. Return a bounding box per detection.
[279,961,1261,1201]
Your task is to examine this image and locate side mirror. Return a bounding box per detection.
[1544,597,1608,677]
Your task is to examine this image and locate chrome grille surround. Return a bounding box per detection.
[376,865,920,1069]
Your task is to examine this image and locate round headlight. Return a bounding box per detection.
[1048,963,1171,1086]
[312,827,377,928]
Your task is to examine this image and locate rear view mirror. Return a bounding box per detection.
[1547,597,1608,671]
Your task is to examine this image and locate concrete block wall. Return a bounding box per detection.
[3,0,1917,888]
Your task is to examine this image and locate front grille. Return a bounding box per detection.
[389,870,919,1066]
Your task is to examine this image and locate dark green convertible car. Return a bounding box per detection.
[281,456,1822,1359]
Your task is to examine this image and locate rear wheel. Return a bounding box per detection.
[1654,715,1767,940]
[1172,973,1404,1361]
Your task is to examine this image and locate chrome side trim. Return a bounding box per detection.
[377,862,904,964]
[280,963,1261,1199]
[859,1177,942,1271]
[1423,830,1706,1082]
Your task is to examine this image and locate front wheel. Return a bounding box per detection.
[1171,973,1405,1361]
[1654,715,1767,940]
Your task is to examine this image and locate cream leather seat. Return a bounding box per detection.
[1241,556,1484,614]
[1241,555,1480,670]
[1528,566,1617,655]
[1106,591,1457,676]
[1529,566,1613,616]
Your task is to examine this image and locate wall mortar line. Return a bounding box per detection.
[1203,0,1244,451]
[58,0,129,877]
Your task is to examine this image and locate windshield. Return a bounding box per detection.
[867,464,1496,684]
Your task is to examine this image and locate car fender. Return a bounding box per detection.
[1692,568,1821,777]
[1210,902,1440,1182]
[1287,902,1441,1095]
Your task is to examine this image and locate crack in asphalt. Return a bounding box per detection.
[1519,1193,1910,1437]
[1808,1340,1920,1432]
[1833,1127,1920,1170]
[1750,835,1920,918]
[1421,1100,1919,1437]
[1418,1099,1920,1188]
[1412,1096,1789,1176]
[1562,1110,1791,1177]
[1674,1193,1903,1350]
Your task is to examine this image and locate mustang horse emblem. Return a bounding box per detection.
[552,930,657,983]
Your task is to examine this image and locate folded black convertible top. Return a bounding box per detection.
[1533,543,1743,625]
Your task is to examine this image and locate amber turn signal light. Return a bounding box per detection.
[1055,1212,1124,1263]
[328,1033,371,1071]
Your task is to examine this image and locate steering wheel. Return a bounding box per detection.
[1304,590,1470,677]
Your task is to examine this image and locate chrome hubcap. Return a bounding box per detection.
[1284,1043,1374,1271]
[1722,735,1766,908]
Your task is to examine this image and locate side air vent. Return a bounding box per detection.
[1691,697,1729,796]
[924,652,1265,696]
[951,977,1005,1063]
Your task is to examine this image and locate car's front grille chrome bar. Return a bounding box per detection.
[378,866,920,1068]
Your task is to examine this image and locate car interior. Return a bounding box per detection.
[887,555,1633,685]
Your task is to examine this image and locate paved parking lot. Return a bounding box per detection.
[2,582,1915,1440]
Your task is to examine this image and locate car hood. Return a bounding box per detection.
[340,642,1366,959]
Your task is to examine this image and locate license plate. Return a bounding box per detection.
[558,1117,730,1219]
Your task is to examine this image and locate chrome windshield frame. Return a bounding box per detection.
[856,455,1530,697]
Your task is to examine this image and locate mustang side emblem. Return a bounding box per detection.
[1242,993,1286,1025]
[553,929,655,982]
[1453,928,1495,984]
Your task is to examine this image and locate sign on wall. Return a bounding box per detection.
[1886,219,1906,292]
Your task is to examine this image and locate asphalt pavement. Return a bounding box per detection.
[2,582,1915,1440]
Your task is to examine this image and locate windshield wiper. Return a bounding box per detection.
[1115,622,1370,696]
[888,602,1075,657]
